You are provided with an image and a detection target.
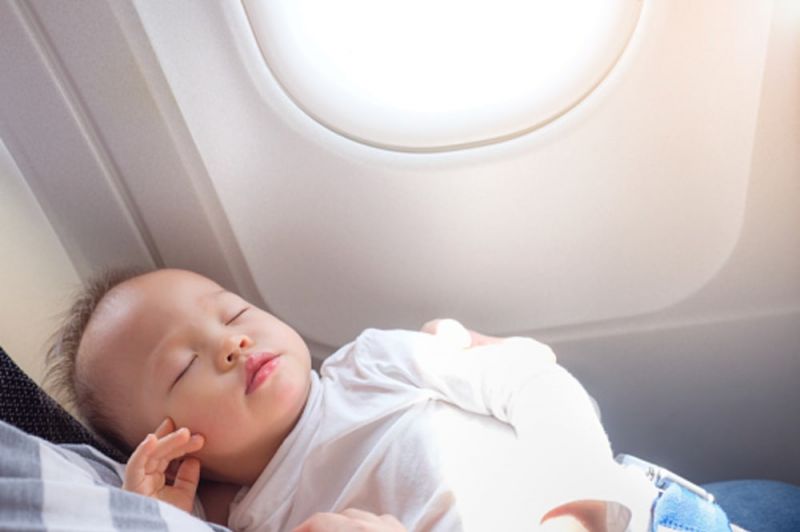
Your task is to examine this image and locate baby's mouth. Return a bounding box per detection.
[245,352,280,394]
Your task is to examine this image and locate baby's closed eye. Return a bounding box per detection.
[225,307,249,325]
[172,355,198,388]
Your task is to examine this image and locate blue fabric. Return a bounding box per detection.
[704,480,800,532]
[652,482,731,532]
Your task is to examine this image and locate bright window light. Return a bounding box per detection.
[243,0,642,151]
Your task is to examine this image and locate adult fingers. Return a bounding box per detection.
[294,510,406,532]
[339,508,383,521]
[358,511,404,530]
[376,514,404,528]
[292,512,347,532]
[340,508,405,528]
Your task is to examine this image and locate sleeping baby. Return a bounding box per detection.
[46,268,731,532]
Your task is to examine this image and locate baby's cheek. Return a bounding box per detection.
[166,362,310,454]
[168,389,235,442]
[270,365,311,418]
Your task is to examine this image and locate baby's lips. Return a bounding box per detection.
[244,351,280,392]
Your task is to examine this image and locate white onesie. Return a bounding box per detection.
[228,325,657,531]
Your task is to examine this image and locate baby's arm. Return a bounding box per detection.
[123,417,205,513]
[418,320,617,526]
[417,319,606,440]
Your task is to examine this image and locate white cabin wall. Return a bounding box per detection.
[0,139,80,384]
[549,0,800,484]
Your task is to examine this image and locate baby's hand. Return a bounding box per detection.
[421,318,504,349]
[123,417,205,513]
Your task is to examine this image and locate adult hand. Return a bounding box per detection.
[122,417,205,512]
[292,508,406,532]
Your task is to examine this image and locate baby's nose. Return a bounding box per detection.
[223,334,252,365]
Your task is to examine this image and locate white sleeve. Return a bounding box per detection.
[410,323,627,520]
[322,320,611,455]
[324,325,633,522]
[407,326,585,440]
[331,323,602,443]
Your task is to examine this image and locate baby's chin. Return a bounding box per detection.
[198,464,236,484]
[261,376,313,440]
[195,447,270,486]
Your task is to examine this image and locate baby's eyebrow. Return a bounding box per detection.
[211,288,240,303]
[197,288,233,312]
[209,288,228,299]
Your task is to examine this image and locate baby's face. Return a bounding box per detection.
[79,269,312,484]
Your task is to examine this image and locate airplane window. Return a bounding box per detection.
[243,0,642,151]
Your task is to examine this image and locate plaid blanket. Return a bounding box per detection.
[0,419,230,531]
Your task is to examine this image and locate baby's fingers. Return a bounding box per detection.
[153,418,175,439]
[124,434,159,490]
[171,457,201,495]
[149,429,204,465]
[158,457,201,513]
[160,433,204,464]
[127,434,157,472]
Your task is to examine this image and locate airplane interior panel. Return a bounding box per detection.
[0,1,798,530]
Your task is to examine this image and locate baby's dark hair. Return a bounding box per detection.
[45,267,151,453]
